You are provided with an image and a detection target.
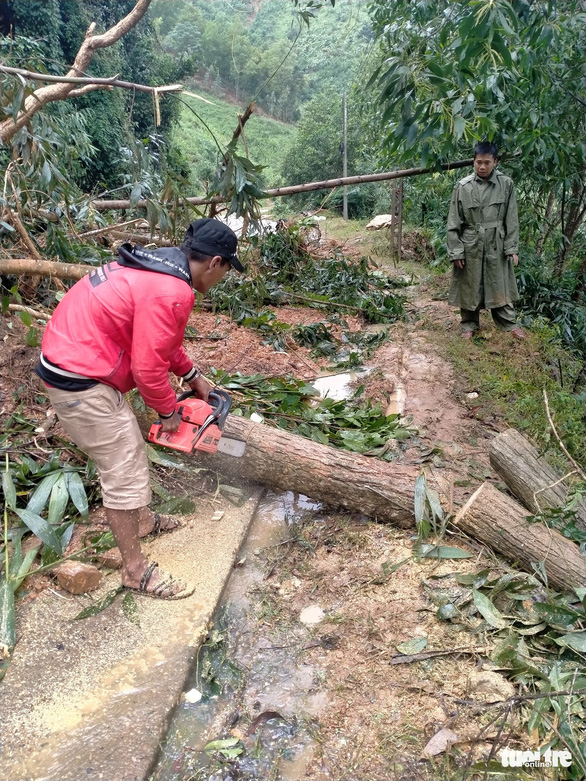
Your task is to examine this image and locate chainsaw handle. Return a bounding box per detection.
[176,389,231,430]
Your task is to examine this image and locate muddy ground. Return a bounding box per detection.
[1,227,542,780]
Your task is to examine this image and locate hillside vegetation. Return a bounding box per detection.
[175,89,296,193]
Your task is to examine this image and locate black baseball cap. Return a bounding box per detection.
[183,218,244,272]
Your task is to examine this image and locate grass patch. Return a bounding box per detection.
[444,321,586,468]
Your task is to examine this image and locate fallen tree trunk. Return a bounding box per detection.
[0,257,93,280]
[196,416,420,528]
[454,481,585,592]
[90,159,474,211]
[490,429,586,532]
[191,416,585,590]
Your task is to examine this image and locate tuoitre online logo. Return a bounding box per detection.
[501,747,573,768]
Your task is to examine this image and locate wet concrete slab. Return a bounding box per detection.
[0,486,264,781]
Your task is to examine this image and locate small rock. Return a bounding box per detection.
[55,561,102,594]
[469,670,514,701]
[184,688,202,704]
[96,548,122,570]
[300,605,325,625]
[466,392,479,399]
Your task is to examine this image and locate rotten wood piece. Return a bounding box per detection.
[490,428,586,531]
[454,481,585,592]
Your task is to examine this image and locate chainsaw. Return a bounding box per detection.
[148,389,246,457]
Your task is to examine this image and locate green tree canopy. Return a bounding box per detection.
[367,0,586,266]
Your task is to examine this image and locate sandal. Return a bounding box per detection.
[126,561,195,600]
[149,513,183,537]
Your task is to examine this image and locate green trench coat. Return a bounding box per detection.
[447,169,519,311]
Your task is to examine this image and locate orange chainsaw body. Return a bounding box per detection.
[148,391,230,454]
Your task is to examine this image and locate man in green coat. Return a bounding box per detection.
[447,141,525,339]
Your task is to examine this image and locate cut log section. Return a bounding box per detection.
[490,428,586,531]
[192,417,585,591]
[454,482,585,592]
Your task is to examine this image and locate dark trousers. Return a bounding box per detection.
[460,304,517,332]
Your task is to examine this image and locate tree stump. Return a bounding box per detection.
[454,482,585,592]
[490,429,586,531]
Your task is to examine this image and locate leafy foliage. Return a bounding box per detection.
[172,88,296,191]
[517,255,586,359]
[151,0,368,123]
[430,568,586,778]
[210,221,405,332]
[1,0,189,192]
[0,410,103,673]
[209,369,412,458]
[367,0,586,272]
[368,1,586,174]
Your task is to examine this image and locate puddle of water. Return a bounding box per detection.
[311,369,371,401]
[151,491,326,781]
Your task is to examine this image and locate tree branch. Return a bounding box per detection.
[0,0,155,144]
[0,65,182,95]
[91,159,475,211]
[0,257,93,281]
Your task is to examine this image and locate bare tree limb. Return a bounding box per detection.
[0,257,93,280]
[0,0,154,144]
[91,159,475,211]
[2,206,42,261]
[8,304,50,320]
[0,65,182,95]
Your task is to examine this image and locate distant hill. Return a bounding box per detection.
[150,0,372,123]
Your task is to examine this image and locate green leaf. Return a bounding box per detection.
[396,636,428,655]
[473,589,509,628]
[74,587,122,620]
[14,546,40,588]
[0,579,16,656]
[26,327,38,348]
[454,115,466,140]
[554,632,586,652]
[145,444,189,471]
[122,592,140,625]
[204,737,241,752]
[2,469,17,511]
[14,508,63,554]
[48,475,69,525]
[65,472,88,519]
[414,473,426,525]
[155,496,196,515]
[18,310,31,327]
[129,182,142,206]
[27,472,61,515]
[533,602,584,627]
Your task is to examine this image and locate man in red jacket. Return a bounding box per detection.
[36,219,242,599]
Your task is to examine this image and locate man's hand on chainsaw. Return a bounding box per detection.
[188,374,212,402]
[160,411,182,433]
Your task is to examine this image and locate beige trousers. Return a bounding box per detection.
[46,384,151,510]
